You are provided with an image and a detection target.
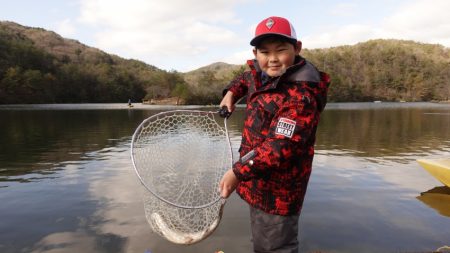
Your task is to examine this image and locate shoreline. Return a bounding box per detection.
[142,97,185,105]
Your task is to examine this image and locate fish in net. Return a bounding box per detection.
[131,109,232,244]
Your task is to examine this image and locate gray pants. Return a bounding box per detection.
[250,207,300,253]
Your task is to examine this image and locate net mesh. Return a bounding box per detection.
[131,110,232,244]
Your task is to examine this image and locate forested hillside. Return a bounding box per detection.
[183,62,246,104]
[188,40,450,103]
[0,21,188,104]
[302,40,450,102]
[0,21,449,104]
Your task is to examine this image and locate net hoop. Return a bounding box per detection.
[131,110,233,209]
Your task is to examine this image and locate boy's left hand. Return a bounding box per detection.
[219,169,239,198]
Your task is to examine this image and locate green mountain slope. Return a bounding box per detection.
[1,21,449,104]
[0,21,186,104]
[302,39,450,101]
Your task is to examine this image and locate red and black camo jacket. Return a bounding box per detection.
[224,56,330,216]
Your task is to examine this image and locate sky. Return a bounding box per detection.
[1,0,449,72]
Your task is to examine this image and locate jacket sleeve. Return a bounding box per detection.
[232,84,321,181]
[222,72,250,101]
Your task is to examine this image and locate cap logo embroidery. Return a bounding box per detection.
[265,18,275,30]
[275,117,296,138]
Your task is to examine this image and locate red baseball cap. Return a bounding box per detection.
[250,16,297,46]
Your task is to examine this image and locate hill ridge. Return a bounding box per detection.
[1,21,449,103]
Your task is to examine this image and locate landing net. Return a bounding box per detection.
[131,110,232,244]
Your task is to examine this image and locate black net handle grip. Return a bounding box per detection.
[218,106,232,118]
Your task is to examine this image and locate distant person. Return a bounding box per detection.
[219,16,330,253]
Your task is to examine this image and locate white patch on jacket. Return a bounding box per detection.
[275,117,296,138]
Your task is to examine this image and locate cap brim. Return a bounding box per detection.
[250,33,297,46]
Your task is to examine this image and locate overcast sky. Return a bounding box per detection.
[1,0,449,71]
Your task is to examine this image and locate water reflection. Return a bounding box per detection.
[417,186,450,218]
[0,109,153,183]
[0,103,449,253]
[17,142,251,253]
[317,103,450,160]
[301,154,450,253]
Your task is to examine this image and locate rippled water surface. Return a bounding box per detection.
[0,102,449,253]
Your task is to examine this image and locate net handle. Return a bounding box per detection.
[130,109,232,209]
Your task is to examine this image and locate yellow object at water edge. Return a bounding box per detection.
[417,159,450,187]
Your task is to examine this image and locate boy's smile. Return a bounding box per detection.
[253,40,301,77]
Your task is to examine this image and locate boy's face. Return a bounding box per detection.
[253,40,301,77]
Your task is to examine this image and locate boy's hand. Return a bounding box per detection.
[219,169,239,198]
[219,91,235,114]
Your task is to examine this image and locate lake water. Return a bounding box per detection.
[0,102,449,253]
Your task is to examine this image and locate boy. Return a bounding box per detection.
[219,16,330,253]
